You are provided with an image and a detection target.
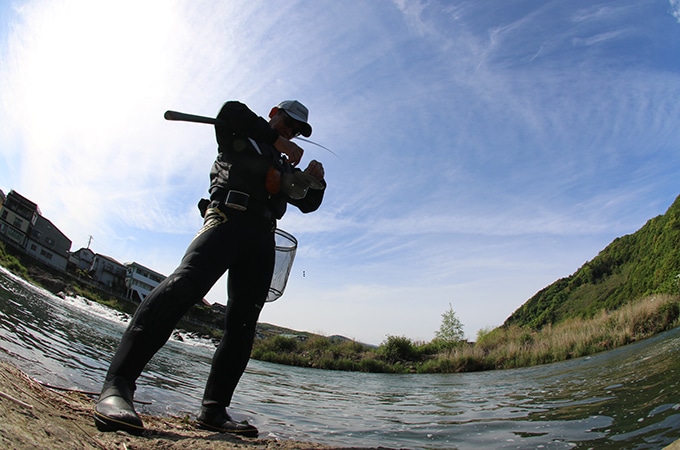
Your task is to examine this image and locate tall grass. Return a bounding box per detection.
[451,294,680,371]
[252,294,680,373]
[0,241,30,280]
[3,242,677,374]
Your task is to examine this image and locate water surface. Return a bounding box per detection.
[1,268,679,449]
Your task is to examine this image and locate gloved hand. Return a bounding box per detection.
[273,136,304,166]
[304,159,325,181]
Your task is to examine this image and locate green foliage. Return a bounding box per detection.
[251,334,397,372]
[475,326,493,342]
[5,192,680,377]
[306,335,331,352]
[505,194,680,330]
[418,358,457,373]
[379,335,417,363]
[435,303,465,344]
[419,338,458,354]
[658,300,680,324]
[0,242,30,280]
[359,358,393,373]
[253,335,300,355]
[475,325,513,352]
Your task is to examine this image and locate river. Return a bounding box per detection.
[1,267,679,449]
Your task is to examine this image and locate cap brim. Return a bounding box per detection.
[299,123,312,137]
[283,110,312,137]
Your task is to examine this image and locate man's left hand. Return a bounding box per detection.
[304,160,325,180]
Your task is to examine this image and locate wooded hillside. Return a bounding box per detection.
[505,194,680,329]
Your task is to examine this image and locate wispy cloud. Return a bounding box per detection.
[1,0,679,343]
[671,0,680,23]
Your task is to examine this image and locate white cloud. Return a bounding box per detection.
[671,0,680,23]
[2,0,680,344]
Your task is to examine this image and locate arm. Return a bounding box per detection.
[214,101,279,148]
[273,136,303,166]
[288,160,326,213]
[216,101,304,165]
[288,179,326,213]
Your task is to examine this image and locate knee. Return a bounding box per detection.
[225,301,264,334]
[140,274,204,321]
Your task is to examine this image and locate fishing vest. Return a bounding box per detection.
[208,136,292,220]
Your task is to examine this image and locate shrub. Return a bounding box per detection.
[331,358,359,371]
[658,300,680,326]
[306,335,331,352]
[338,339,369,354]
[0,243,29,279]
[519,332,535,347]
[380,335,416,363]
[359,358,392,373]
[270,335,299,352]
[418,358,456,373]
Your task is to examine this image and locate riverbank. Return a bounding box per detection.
[0,360,381,450]
[251,294,680,373]
[3,240,680,374]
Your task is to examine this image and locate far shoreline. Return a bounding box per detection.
[2,241,680,375]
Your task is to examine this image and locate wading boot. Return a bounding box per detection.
[196,406,258,437]
[93,377,144,435]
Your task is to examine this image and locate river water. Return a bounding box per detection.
[1,268,679,449]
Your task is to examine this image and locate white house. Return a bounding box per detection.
[68,247,96,272]
[124,262,166,302]
[90,253,127,293]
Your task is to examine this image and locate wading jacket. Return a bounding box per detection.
[209,101,325,220]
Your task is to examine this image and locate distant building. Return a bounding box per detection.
[68,247,96,272]
[0,190,72,272]
[0,190,186,308]
[0,190,40,248]
[124,262,166,302]
[90,253,127,294]
[25,214,72,271]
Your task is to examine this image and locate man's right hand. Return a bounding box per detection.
[274,136,304,166]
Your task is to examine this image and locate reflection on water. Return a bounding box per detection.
[1,268,679,449]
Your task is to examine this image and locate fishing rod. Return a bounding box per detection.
[164,110,339,158]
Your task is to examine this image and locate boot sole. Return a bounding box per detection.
[195,420,258,438]
[94,410,145,435]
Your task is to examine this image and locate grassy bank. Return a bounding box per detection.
[252,294,680,373]
[3,240,679,374]
[458,294,679,370]
[0,241,30,280]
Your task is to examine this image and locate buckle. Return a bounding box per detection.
[224,190,249,211]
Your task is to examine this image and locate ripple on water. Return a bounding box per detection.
[1,268,680,449]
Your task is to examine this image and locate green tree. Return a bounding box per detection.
[380,335,416,362]
[435,303,465,344]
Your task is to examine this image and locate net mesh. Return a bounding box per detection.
[267,229,297,302]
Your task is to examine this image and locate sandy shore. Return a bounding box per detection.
[0,361,383,450]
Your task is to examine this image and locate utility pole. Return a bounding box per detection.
[87,235,93,249]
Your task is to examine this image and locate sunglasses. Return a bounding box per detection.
[281,111,302,137]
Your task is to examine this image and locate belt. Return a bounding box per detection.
[210,190,274,222]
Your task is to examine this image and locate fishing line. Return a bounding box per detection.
[294,136,340,158]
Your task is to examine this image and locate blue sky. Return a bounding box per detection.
[1,0,679,345]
